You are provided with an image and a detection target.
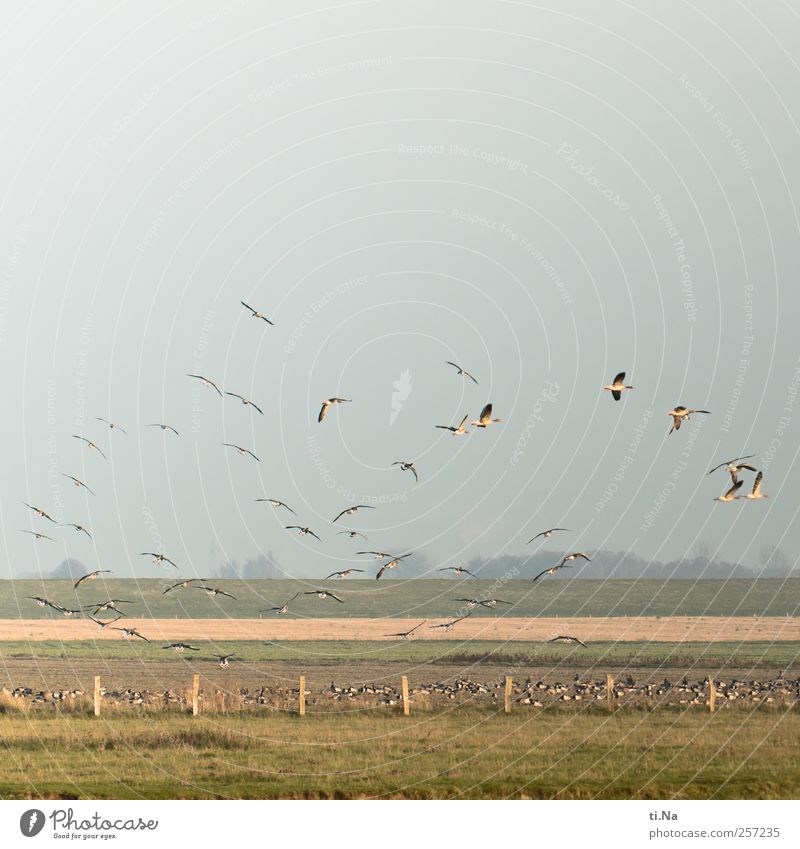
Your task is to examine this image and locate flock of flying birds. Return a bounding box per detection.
[20,305,773,659]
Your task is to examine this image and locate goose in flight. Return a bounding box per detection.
[163,642,200,653]
[385,620,427,640]
[147,423,179,436]
[140,552,178,568]
[392,461,419,482]
[187,373,223,397]
[88,599,133,615]
[714,480,743,502]
[60,473,94,495]
[332,504,376,523]
[89,615,122,630]
[255,498,296,514]
[667,406,710,434]
[324,568,365,579]
[195,586,237,600]
[73,569,111,589]
[63,522,92,539]
[112,626,149,642]
[471,403,502,428]
[376,553,413,580]
[260,593,300,615]
[736,471,770,500]
[560,552,592,566]
[479,598,513,608]
[318,397,351,422]
[20,530,55,541]
[337,530,367,540]
[304,589,344,603]
[241,301,274,324]
[22,502,59,523]
[429,613,472,632]
[223,443,260,461]
[455,598,481,609]
[437,566,478,578]
[73,435,107,459]
[215,653,235,668]
[532,554,589,583]
[436,414,469,435]
[602,372,635,401]
[528,528,570,543]
[28,596,62,610]
[548,635,587,648]
[707,455,756,483]
[357,550,398,559]
[446,361,478,384]
[162,578,207,595]
[285,526,321,541]
[95,417,127,434]
[225,392,264,415]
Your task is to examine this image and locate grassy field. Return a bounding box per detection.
[5,578,800,619]
[0,707,797,799]
[1,639,799,669]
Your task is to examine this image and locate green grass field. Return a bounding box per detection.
[1,707,797,799]
[6,578,800,619]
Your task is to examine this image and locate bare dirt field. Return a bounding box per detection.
[2,615,799,642]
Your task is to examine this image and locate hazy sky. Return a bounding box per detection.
[1,0,799,580]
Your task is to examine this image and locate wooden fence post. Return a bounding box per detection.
[402,675,410,716]
[192,673,200,717]
[93,675,101,717]
[504,676,513,714]
[708,675,716,713]
[299,675,306,716]
[606,674,614,706]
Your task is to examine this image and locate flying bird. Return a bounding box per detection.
[112,627,149,642]
[22,502,59,523]
[337,530,367,540]
[163,642,200,653]
[20,530,55,541]
[260,593,300,615]
[548,635,587,648]
[528,528,570,543]
[392,461,419,482]
[736,470,771,501]
[60,473,94,495]
[318,397,351,422]
[89,615,122,630]
[435,414,469,435]
[478,598,513,608]
[471,403,502,428]
[323,568,365,579]
[73,435,107,459]
[63,522,93,539]
[532,554,590,583]
[429,614,472,632]
[187,373,223,396]
[437,566,478,578]
[255,498,296,514]
[714,480,744,502]
[225,392,264,415]
[706,455,756,483]
[357,551,398,559]
[140,552,178,568]
[285,526,321,541]
[241,301,274,324]
[304,589,344,603]
[223,443,259,461]
[667,406,710,434]
[28,596,62,610]
[215,653,236,668]
[95,417,127,434]
[147,423,179,436]
[87,599,133,615]
[376,553,413,580]
[73,570,111,589]
[445,361,479,384]
[385,621,427,640]
[332,504,376,523]
[195,586,237,600]
[162,578,207,595]
[602,372,635,401]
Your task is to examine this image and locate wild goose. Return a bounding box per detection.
[225,392,264,415]
[147,423,179,436]
[528,527,570,543]
[87,599,133,615]
[437,566,478,578]
[260,593,300,615]
[707,455,756,483]
[89,615,122,630]
[63,522,92,539]
[73,569,111,589]
[436,414,469,435]
[215,653,235,668]
[548,635,587,648]
[445,361,478,384]
[479,598,512,608]
[429,613,472,632]
[736,471,771,500]
[337,530,367,540]
[318,397,351,422]
[163,642,200,653]
[376,553,413,580]
[392,461,419,482]
[195,586,237,600]
[162,578,207,595]
[666,406,710,434]
[304,589,344,603]
[28,596,62,610]
[73,435,107,459]
[471,403,502,428]
[332,504,376,523]
[187,373,223,396]
[240,301,274,324]
[223,443,259,461]
[602,372,635,401]
[140,552,178,568]
[455,598,481,609]
[60,473,94,495]
[385,621,427,639]
[255,498,296,514]
[532,553,590,583]
[112,627,149,642]
[357,550,398,559]
[714,480,743,502]
[22,502,59,523]
[95,417,127,434]
[324,568,365,579]
[20,530,55,541]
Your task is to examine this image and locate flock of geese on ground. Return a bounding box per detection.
[19,304,773,660]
